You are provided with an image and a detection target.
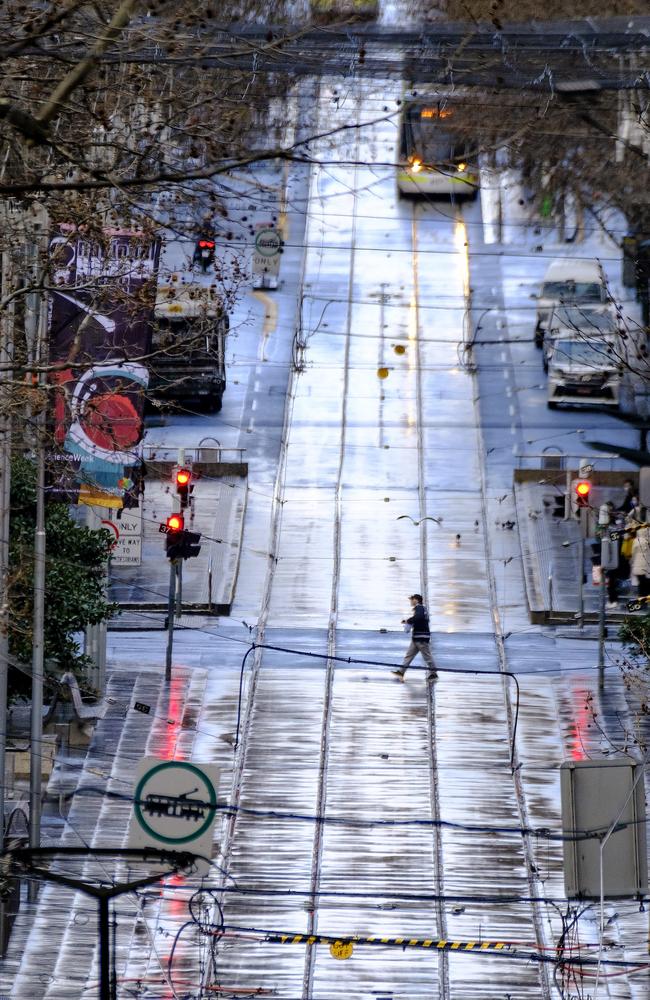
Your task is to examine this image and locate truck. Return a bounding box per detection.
[150,244,229,413]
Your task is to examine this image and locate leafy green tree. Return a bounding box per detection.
[7,456,116,700]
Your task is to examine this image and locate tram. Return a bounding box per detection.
[310,0,378,20]
[397,97,479,197]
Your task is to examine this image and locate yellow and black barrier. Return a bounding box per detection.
[226,926,515,959]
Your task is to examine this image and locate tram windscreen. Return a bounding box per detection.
[400,102,465,167]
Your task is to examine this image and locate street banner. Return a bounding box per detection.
[48,225,160,507]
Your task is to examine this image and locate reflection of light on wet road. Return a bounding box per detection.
[568,689,591,761]
[407,213,419,429]
[454,217,470,298]
[405,296,418,427]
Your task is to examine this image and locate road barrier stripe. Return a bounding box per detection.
[265,931,513,953]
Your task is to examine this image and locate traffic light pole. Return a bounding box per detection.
[165,561,178,683]
[577,532,585,630]
[597,570,606,689]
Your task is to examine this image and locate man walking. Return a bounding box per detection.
[392,594,437,682]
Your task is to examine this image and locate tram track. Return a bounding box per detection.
[206,84,320,991]
[411,203,450,999]
[301,86,362,1000]
[213,81,559,1000]
[463,205,554,999]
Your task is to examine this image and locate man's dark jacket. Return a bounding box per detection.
[406,603,430,641]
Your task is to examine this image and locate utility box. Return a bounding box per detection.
[561,757,647,899]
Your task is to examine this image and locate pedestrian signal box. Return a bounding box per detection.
[179,529,201,560]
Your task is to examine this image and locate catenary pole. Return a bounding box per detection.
[597,570,606,689]
[29,206,49,875]
[0,234,16,839]
[165,561,176,683]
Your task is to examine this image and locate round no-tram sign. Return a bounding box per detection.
[254,227,282,257]
[130,759,220,871]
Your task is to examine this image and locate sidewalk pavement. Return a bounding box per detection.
[0,665,208,1000]
[109,459,247,618]
[514,470,637,625]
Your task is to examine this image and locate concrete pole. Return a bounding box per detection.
[28,411,46,866]
[597,571,606,690]
[577,535,585,629]
[0,244,15,838]
[564,468,572,520]
[165,561,176,683]
[29,252,49,870]
[98,894,111,1000]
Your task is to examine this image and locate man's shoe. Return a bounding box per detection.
[427,671,438,682]
[392,670,406,681]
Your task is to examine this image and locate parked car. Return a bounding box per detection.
[534,258,608,347]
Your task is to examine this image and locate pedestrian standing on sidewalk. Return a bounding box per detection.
[631,521,650,599]
[617,480,638,515]
[392,594,438,682]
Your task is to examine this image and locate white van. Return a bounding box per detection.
[547,337,622,408]
[535,259,608,346]
[542,305,620,372]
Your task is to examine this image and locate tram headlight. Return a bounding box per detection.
[410,157,423,174]
[456,162,467,173]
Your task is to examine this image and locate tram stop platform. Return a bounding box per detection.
[514,469,637,626]
[108,456,247,619]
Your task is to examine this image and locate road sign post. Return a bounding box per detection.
[597,537,619,689]
[128,759,220,875]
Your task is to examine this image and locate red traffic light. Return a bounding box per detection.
[198,239,215,249]
[574,479,591,510]
[167,513,184,532]
[175,467,193,508]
